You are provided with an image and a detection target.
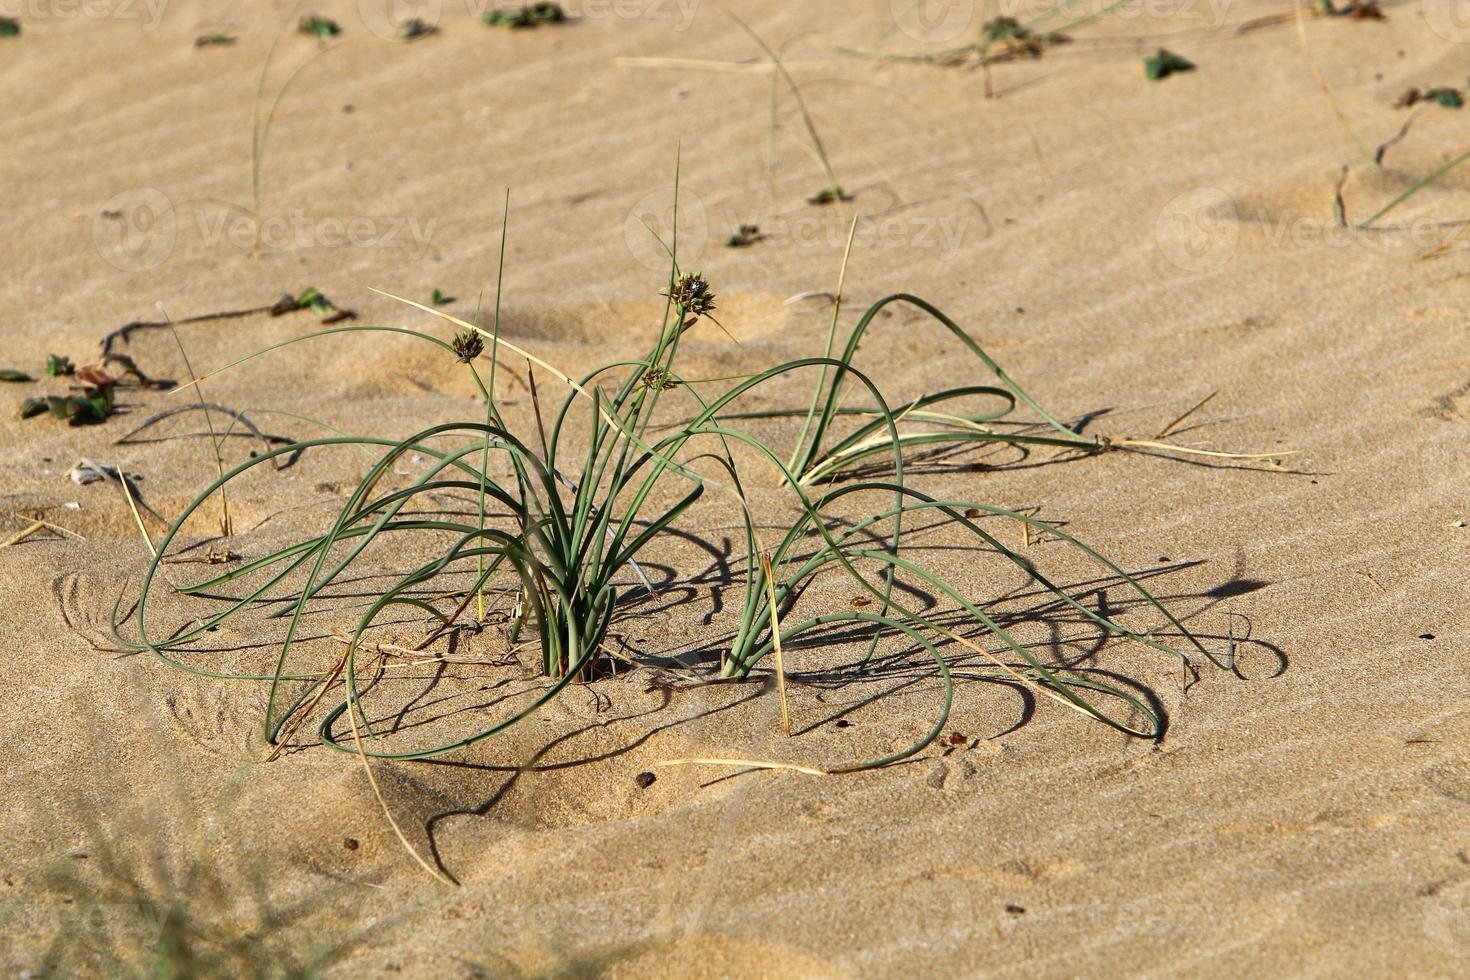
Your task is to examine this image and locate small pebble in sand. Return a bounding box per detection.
[635,771,656,789]
[343,837,360,850]
[1005,904,1026,916]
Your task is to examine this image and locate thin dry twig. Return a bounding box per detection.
[0,520,46,550]
[1153,391,1219,440]
[100,305,275,357]
[1376,111,1420,166]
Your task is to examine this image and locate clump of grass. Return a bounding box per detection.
[396,18,436,42]
[726,223,764,248]
[1317,0,1382,17]
[0,16,19,38]
[978,15,1068,61]
[194,33,237,48]
[849,0,1128,70]
[116,180,1262,869]
[483,3,567,28]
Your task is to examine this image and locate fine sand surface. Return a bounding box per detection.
[3,1,1470,975]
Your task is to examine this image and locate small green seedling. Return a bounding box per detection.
[194,33,236,48]
[296,287,350,322]
[807,187,852,206]
[1144,49,1195,80]
[21,391,112,426]
[298,15,341,39]
[47,354,76,377]
[726,224,764,248]
[0,369,31,382]
[982,16,1027,43]
[397,18,436,42]
[979,16,1065,58]
[0,17,19,37]
[269,288,354,323]
[1395,87,1464,109]
[431,288,453,305]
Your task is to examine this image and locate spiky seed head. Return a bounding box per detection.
[664,273,716,320]
[452,329,485,363]
[641,366,680,391]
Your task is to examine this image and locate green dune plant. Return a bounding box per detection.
[115,181,1260,872]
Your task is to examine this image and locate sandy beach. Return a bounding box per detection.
[2,0,1469,975]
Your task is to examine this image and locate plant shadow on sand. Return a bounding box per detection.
[297,533,1288,880]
